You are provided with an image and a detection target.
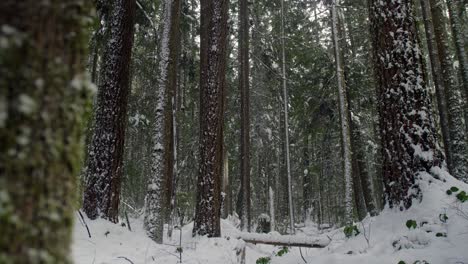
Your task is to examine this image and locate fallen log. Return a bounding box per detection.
[236,232,330,248]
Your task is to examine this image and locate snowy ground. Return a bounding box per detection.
[73,172,468,264]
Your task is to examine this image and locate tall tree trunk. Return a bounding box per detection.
[280,0,295,235]
[370,0,444,209]
[429,0,468,181]
[193,0,229,237]
[420,0,453,174]
[331,0,354,224]
[83,0,136,222]
[446,0,468,113]
[144,0,181,243]
[239,0,251,232]
[0,1,93,262]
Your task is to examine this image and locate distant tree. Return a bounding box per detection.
[193,0,229,237]
[0,0,93,262]
[83,0,136,222]
[370,0,444,209]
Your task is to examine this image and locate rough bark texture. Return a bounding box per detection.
[144,0,181,243]
[239,0,251,232]
[193,0,229,237]
[429,0,468,181]
[370,0,444,209]
[83,0,136,223]
[0,1,93,262]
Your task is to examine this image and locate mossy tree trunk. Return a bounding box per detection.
[0,0,94,263]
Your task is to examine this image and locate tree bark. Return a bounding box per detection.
[370,0,445,209]
[420,0,453,174]
[193,0,229,237]
[239,0,251,232]
[144,0,181,243]
[331,0,354,224]
[446,0,468,115]
[0,1,93,262]
[429,0,468,181]
[83,0,136,222]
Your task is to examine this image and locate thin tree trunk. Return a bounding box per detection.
[0,1,93,262]
[144,0,181,243]
[280,0,295,235]
[331,0,354,224]
[83,0,136,222]
[370,0,445,209]
[239,0,251,232]
[193,0,229,237]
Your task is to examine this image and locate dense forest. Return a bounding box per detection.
[1,0,468,263]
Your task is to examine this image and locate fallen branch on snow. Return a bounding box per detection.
[237,232,330,248]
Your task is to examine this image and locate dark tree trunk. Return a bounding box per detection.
[239,0,251,232]
[83,0,136,223]
[193,0,229,237]
[0,1,93,262]
[370,0,444,209]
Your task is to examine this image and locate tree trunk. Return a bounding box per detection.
[446,0,468,115]
[370,0,444,209]
[83,0,136,222]
[193,0,229,237]
[0,1,93,262]
[144,0,181,243]
[331,0,354,224]
[429,0,468,181]
[420,0,453,174]
[239,0,251,232]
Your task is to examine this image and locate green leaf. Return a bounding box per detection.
[276,247,289,257]
[406,220,417,229]
[446,189,452,195]
[398,261,406,264]
[456,191,468,202]
[435,232,447,237]
[256,257,271,264]
[450,186,459,192]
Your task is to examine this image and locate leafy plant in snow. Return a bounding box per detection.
[343,224,360,238]
[256,257,271,264]
[456,191,468,202]
[405,219,417,229]
[275,247,289,257]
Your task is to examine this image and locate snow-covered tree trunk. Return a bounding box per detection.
[446,0,468,118]
[144,0,181,243]
[0,0,93,262]
[193,0,229,237]
[331,0,354,224]
[428,0,468,181]
[370,0,445,209]
[83,0,136,223]
[239,0,251,232]
[420,0,453,173]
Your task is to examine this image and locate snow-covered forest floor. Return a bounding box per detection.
[73,172,468,264]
